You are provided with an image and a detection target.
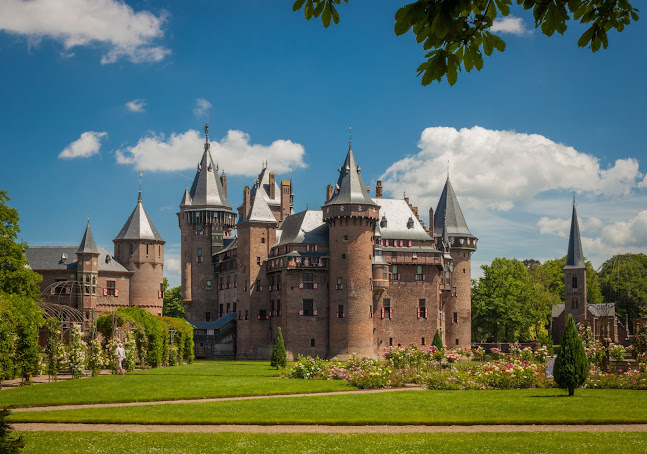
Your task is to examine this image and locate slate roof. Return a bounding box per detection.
[565,204,585,269]
[325,148,376,206]
[552,303,616,318]
[114,193,164,242]
[25,246,129,273]
[190,312,236,330]
[241,166,281,223]
[77,222,99,254]
[187,128,232,210]
[375,199,434,242]
[433,177,474,238]
[274,210,328,247]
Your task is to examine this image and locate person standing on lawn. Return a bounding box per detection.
[115,342,126,375]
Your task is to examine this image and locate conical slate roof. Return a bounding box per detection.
[180,184,192,207]
[434,177,473,238]
[77,222,99,254]
[115,192,164,242]
[186,125,232,211]
[325,147,376,206]
[565,204,585,268]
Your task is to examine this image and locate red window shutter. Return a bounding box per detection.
[306,245,310,252]
[257,315,261,320]
[298,309,304,316]
[342,312,346,318]
[314,245,318,252]
[425,307,429,319]
[103,288,108,297]
[313,309,318,316]
[408,240,412,247]
[299,282,304,289]
[422,274,426,281]
[389,307,393,319]
[313,283,318,290]
[158,290,162,299]
[417,307,421,319]
[381,307,385,319]
[114,288,119,297]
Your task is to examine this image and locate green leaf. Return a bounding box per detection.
[577,25,595,48]
[331,4,339,24]
[293,0,306,12]
[314,0,325,18]
[304,0,314,19]
[322,3,332,27]
[482,34,494,56]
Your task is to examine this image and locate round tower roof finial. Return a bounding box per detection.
[138,172,143,202]
[348,125,352,150]
[204,124,210,151]
[573,190,577,207]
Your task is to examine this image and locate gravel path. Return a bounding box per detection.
[12,423,647,433]
[12,387,424,413]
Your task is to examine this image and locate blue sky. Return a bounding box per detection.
[1,1,645,287]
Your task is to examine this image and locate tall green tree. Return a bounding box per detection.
[472,258,538,342]
[0,190,42,299]
[270,327,287,369]
[162,278,184,318]
[293,1,639,85]
[539,256,603,304]
[553,314,589,396]
[599,253,647,323]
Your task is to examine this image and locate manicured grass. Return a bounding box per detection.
[18,432,647,453]
[10,389,647,425]
[0,362,354,408]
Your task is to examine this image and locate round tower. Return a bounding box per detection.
[76,221,100,320]
[114,185,165,316]
[434,176,477,349]
[323,143,379,359]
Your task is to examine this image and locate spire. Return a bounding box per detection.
[115,188,164,242]
[180,182,192,207]
[434,176,473,237]
[325,145,376,207]
[348,125,352,150]
[565,200,585,268]
[138,172,143,202]
[77,221,99,254]
[204,123,209,150]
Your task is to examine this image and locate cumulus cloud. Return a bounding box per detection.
[115,128,307,176]
[58,131,107,159]
[0,0,169,64]
[125,99,146,112]
[537,215,604,237]
[193,98,212,118]
[380,126,643,212]
[490,17,528,35]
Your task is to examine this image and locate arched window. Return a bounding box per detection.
[572,276,578,290]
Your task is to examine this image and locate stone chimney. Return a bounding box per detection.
[269,172,276,200]
[239,186,251,220]
[220,173,227,199]
[375,180,383,198]
[326,184,333,203]
[280,180,291,220]
[428,207,435,237]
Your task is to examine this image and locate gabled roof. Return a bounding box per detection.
[25,246,129,273]
[256,167,281,206]
[187,125,232,210]
[375,199,434,242]
[77,222,99,254]
[274,210,328,247]
[434,177,474,238]
[565,204,585,269]
[325,147,376,206]
[114,192,164,242]
[240,166,281,223]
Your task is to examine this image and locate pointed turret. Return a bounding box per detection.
[187,124,232,210]
[180,183,192,207]
[565,202,585,268]
[325,144,376,207]
[115,191,164,241]
[77,221,99,254]
[434,176,473,238]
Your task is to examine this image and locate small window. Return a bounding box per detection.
[452,287,457,296]
[302,299,314,316]
[421,337,425,345]
[391,265,399,280]
[259,309,267,319]
[261,237,265,244]
[205,312,211,322]
[338,304,344,318]
[463,268,466,274]
[257,256,261,265]
[311,338,316,347]
[244,310,249,320]
[453,312,458,323]
[342,254,346,260]
[418,299,426,308]
[572,276,578,290]
[344,235,348,241]
[455,338,459,346]
[197,248,202,256]
[383,298,391,308]
[303,273,314,289]
[226,303,230,313]
[106,280,116,296]
[207,280,212,290]
[389,337,393,346]
[146,244,149,257]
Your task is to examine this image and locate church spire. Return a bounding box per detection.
[77,221,99,254]
[565,198,585,268]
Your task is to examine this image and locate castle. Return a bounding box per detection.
[180,125,477,359]
[25,189,166,320]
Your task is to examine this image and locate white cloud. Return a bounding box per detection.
[115,128,307,176]
[380,126,643,212]
[125,99,146,112]
[639,174,647,189]
[537,215,604,237]
[58,131,107,159]
[0,0,169,64]
[193,98,212,118]
[490,17,528,35]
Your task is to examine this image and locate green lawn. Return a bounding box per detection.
[0,362,354,408]
[10,389,647,425]
[18,432,647,453]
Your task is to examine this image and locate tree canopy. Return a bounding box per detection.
[599,253,647,321]
[293,0,639,85]
[162,278,184,319]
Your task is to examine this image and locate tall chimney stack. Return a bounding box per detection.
[269,172,276,200]
[220,172,227,199]
[326,184,333,203]
[375,180,383,198]
[429,207,435,237]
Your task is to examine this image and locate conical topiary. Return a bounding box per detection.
[432,329,444,350]
[554,314,589,396]
[270,327,287,369]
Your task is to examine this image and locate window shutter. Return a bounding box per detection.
[425,307,429,319]
[313,309,318,316]
[313,282,318,290]
[103,288,108,297]
[408,240,412,247]
[298,309,304,316]
[299,282,304,289]
[381,307,385,319]
[115,288,119,297]
[389,307,393,319]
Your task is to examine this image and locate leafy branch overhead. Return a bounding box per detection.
[293,0,639,85]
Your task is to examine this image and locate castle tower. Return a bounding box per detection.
[114,185,165,315]
[434,176,477,348]
[178,124,236,321]
[564,199,587,320]
[323,141,380,359]
[76,221,100,320]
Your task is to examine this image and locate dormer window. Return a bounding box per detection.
[380,216,388,228]
[60,253,67,264]
[105,255,112,264]
[407,216,414,229]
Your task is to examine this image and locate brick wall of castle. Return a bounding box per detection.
[114,241,164,315]
[443,249,472,349]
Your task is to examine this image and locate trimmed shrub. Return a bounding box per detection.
[0,407,24,453]
[432,329,444,350]
[161,316,195,364]
[44,318,65,381]
[67,323,86,379]
[554,314,589,396]
[87,337,104,377]
[123,332,136,373]
[270,327,287,369]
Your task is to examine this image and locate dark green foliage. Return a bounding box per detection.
[599,253,647,323]
[554,315,589,396]
[44,318,65,381]
[162,279,185,319]
[432,329,444,350]
[0,190,42,299]
[270,327,287,369]
[117,307,165,368]
[538,256,603,304]
[0,408,24,453]
[162,316,195,364]
[293,1,638,86]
